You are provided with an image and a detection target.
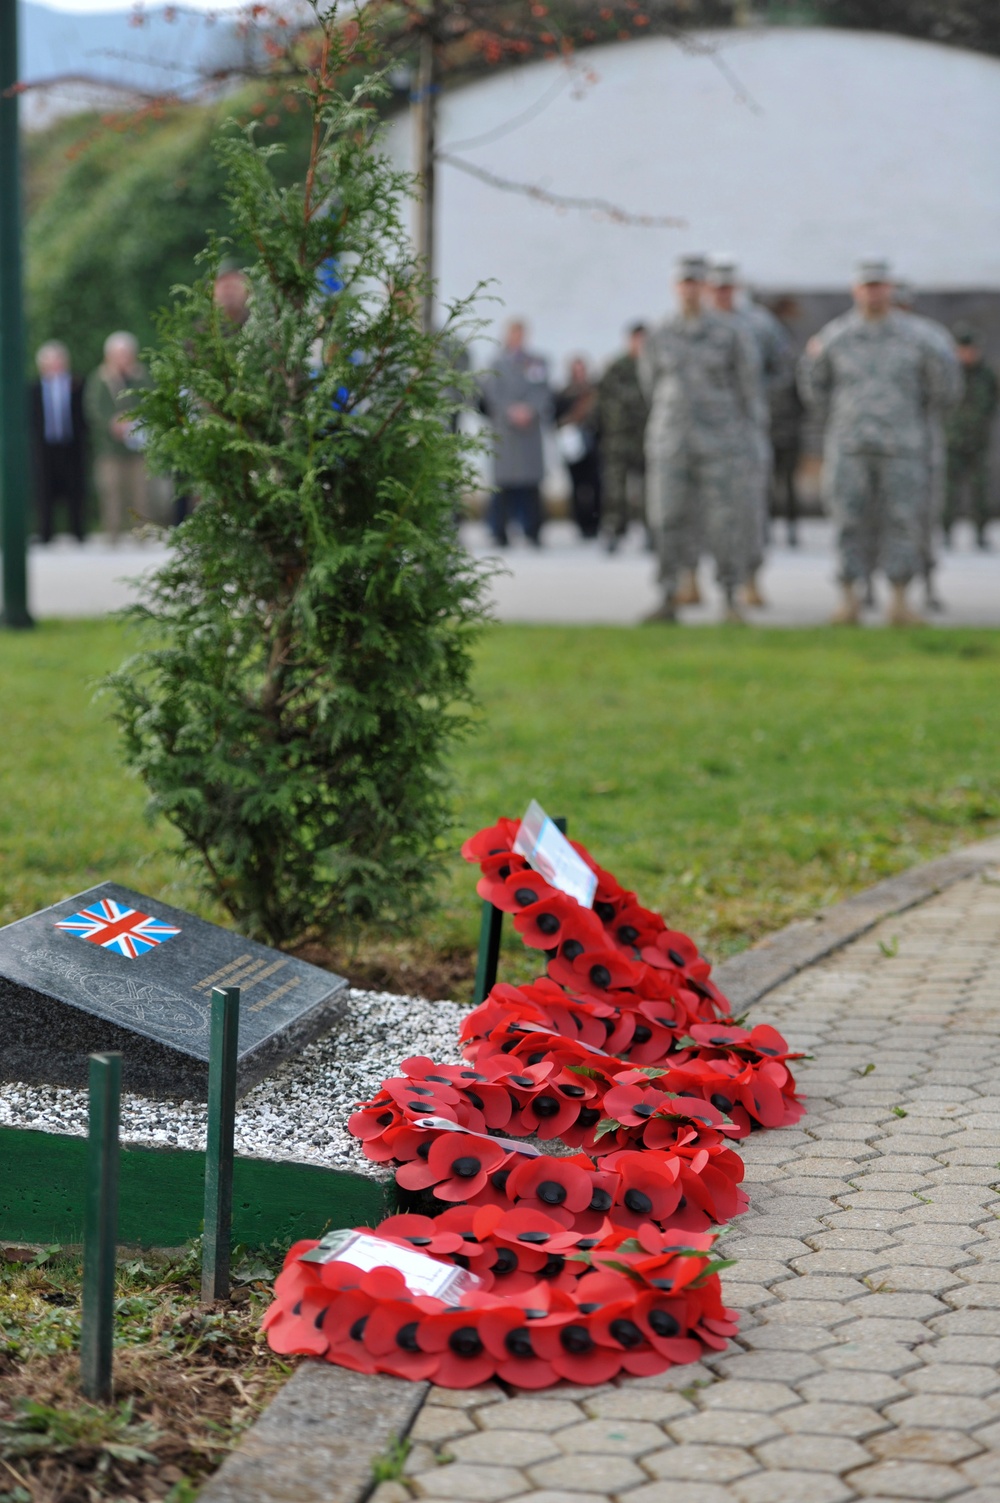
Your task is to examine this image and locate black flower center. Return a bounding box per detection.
[533,1095,560,1118]
[589,965,612,988]
[448,1326,484,1358]
[505,1327,534,1359]
[579,1108,601,1128]
[633,1102,655,1119]
[396,1321,420,1351]
[451,1155,482,1179]
[407,1236,432,1246]
[560,1324,594,1354]
[349,1315,368,1342]
[617,924,639,945]
[710,1093,733,1113]
[539,1254,565,1279]
[595,901,616,922]
[491,1167,511,1192]
[537,1180,567,1206]
[610,1318,644,1349]
[517,1230,551,1244]
[667,948,686,967]
[515,887,539,906]
[493,1248,518,1274]
[561,939,585,961]
[537,912,560,936]
[589,1188,613,1213]
[632,1025,652,1044]
[624,1188,653,1214]
[560,1084,585,1099]
[648,1308,679,1338]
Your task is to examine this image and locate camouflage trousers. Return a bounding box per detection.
[747,428,772,574]
[646,447,755,594]
[601,450,646,537]
[825,448,925,586]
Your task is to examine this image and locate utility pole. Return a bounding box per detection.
[0,0,32,628]
[413,17,439,333]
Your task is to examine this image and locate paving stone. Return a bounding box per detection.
[511,1493,611,1503]
[846,1291,951,1320]
[963,1453,1000,1487]
[904,1364,1000,1396]
[929,1311,1000,1336]
[819,1342,924,1374]
[776,1276,869,1302]
[868,1266,965,1294]
[667,1410,782,1448]
[778,1401,889,1438]
[740,1323,837,1352]
[406,1444,442,1476]
[582,1391,692,1424]
[477,1400,584,1432]
[753,1432,871,1471]
[411,1407,479,1444]
[883,1393,999,1430]
[923,1336,1000,1364]
[867,1427,983,1463]
[527,1454,646,1495]
[430,1385,509,1410]
[710,1351,822,1383]
[798,1371,910,1406]
[730,1471,854,1503]
[790,1250,895,1277]
[698,1380,803,1413]
[641,1444,759,1483]
[847,1458,972,1498]
[410,1463,528,1501]
[616,1484,736,1503]
[445,1430,562,1468]
[616,1363,716,1393]
[554,1422,665,1459]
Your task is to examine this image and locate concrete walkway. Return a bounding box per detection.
[389,862,1000,1503]
[18,519,1000,627]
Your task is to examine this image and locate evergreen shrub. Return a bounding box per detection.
[108,8,490,947]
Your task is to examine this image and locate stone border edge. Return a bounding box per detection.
[197,1366,429,1503]
[714,833,1000,1011]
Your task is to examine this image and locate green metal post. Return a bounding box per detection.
[81,1052,122,1402]
[0,0,33,629]
[202,985,240,1303]
[472,816,567,1005]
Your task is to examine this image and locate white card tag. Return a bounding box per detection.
[513,799,597,908]
[299,1229,483,1299]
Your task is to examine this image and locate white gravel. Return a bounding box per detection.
[0,989,466,1178]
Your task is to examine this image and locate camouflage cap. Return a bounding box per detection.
[675,254,707,282]
[706,257,738,287]
[855,258,892,285]
[952,322,978,346]
[893,279,917,306]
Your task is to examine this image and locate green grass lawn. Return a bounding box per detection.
[2,619,999,992]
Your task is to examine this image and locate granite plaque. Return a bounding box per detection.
[0,882,349,1100]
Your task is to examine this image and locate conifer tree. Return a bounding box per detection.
[108,5,490,948]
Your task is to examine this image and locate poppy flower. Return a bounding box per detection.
[375,1213,465,1257]
[461,818,520,863]
[606,901,666,953]
[264,1287,333,1356]
[601,1076,666,1129]
[474,851,532,907]
[633,1289,705,1365]
[549,943,642,998]
[607,1152,683,1230]
[484,868,558,915]
[514,892,606,952]
[507,1155,595,1216]
[420,1307,500,1388]
[395,1131,510,1202]
[477,1304,558,1388]
[361,1299,441,1380]
[531,1315,624,1384]
[317,1289,380,1373]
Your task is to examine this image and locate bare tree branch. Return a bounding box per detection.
[437,151,686,227]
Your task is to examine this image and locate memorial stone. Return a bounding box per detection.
[0,882,348,1099]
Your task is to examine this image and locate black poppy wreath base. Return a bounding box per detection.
[262,819,805,1388]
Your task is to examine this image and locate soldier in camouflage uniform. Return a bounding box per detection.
[597,323,650,553]
[706,259,790,607]
[892,282,961,611]
[944,326,999,549]
[639,254,765,623]
[800,260,958,626]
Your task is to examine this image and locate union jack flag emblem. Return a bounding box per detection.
[55,899,181,959]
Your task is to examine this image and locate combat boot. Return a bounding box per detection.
[675,569,702,606]
[741,572,767,608]
[832,583,861,625]
[723,589,745,625]
[886,583,924,627]
[643,595,678,624]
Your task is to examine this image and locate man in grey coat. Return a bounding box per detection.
[478,320,553,546]
[640,254,765,623]
[800,260,958,626]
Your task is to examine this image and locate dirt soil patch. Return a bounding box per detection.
[294,936,477,1002]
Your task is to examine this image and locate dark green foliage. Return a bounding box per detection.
[26,99,315,376]
[809,0,1000,55]
[107,18,490,947]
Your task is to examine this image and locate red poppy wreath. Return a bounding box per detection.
[263,817,804,1388]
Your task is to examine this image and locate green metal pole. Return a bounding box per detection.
[0,0,33,629]
[202,985,240,1304]
[81,1052,121,1402]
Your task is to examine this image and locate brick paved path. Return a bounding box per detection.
[384,866,1000,1503]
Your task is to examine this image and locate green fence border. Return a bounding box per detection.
[0,1124,393,1249]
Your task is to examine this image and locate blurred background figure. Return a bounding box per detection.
[766,297,805,547]
[597,323,650,554]
[555,355,602,540]
[945,326,999,551]
[893,280,961,611]
[84,331,151,543]
[213,258,251,329]
[800,260,956,627]
[478,319,553,548]
[641,253,762,623]
[30,340,87,545]
[704,258,784,608]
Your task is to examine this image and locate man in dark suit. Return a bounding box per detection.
[30,340,88,543]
